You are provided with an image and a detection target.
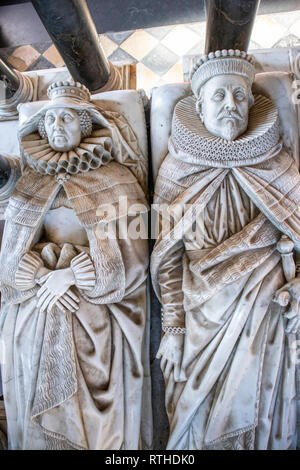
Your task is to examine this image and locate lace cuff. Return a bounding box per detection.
[162,309,186,335]
[15,251,43,291]
[162,325,187,335]
[70,252,96,291]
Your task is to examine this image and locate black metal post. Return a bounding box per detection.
[31,0,111,92]
[0,156,11,190]
[204,0,261,53]
[0,57,20,91]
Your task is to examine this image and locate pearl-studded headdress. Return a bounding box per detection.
[47,80,91,102]
[190,49,256,97]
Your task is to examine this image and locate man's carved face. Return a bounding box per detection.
[45,107,81,151]
[198,74,251,141]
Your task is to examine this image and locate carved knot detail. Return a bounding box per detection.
[56,173,71,184]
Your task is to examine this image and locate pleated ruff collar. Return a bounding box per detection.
[170,94,281,167]
[21,128,113,176]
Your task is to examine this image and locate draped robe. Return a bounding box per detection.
[0,162,150,450]
[151,137,300,450]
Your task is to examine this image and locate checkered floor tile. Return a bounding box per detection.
[1,10,300,96]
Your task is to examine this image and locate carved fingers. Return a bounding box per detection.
[36,285,55,310]
[37,280,80,314]
[274,278,300,335]
[57,290,80,313]
[285,317,300,335]
[156,334,187,383]
[284,297,300,335]
[173,362,187,383]
[160,356,187,383]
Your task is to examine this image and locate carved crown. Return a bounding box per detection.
[47,80,91,102]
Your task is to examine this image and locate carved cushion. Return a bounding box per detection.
[150,72,299,181]
[1,90,148,161]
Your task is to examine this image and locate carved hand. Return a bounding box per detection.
[156,333,187,383]
[36,268,79,314]
[274,278,300,334]
[54,289,80,314]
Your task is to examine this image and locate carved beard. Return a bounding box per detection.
[221,120,241,141]
[199,102,249,142]
[217,109,248,141]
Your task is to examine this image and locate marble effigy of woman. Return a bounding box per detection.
[0,80,150,450]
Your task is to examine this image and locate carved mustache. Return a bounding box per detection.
[217,110,243,122]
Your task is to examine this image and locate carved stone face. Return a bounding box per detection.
[198,74,251,141]
[45,107,81,151]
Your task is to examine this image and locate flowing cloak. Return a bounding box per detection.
[151,95,300,450]
[0,160,150,450]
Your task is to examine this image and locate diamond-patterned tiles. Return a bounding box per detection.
[186,22,206,36]
[142,44,179,76]
[7,45,40,72]
[99,34,118,57]
[136,62,161,90]
[1,10,300,96]
[268,10,300,29]
[107,47,136,64]
[161,25,200,56]
[186,40,206,57]
[28,56,55,71]
[33,42,52,54]
[0,46,16,62]
[105,30,134,45]
[161,61,183,83]
[43,45,64,68]
[146,25,173,41]
[252,16,288,48]
[121,30,158,61]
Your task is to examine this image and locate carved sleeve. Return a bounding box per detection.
[158,240,186,333]
[70,251,96,291]
[80,214,148,304]
[15,251,44,291]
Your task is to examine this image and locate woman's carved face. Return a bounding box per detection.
[45,107,81,151]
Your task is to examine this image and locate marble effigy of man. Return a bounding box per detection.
[151,49,300,450]
[0,80,150,450]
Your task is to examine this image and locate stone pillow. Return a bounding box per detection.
[18,89,148,159]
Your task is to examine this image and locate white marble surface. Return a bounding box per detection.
[151,62,300,450]
[19,88,148,160]
[0,120,19,157]
[150,83,190,181]
[0,66,149,162]
[0,80,151,450]
[151,71,299,181]
[35,68,72,101]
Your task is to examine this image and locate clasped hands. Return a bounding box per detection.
[273,277,300,334]
[36,267,79,314]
